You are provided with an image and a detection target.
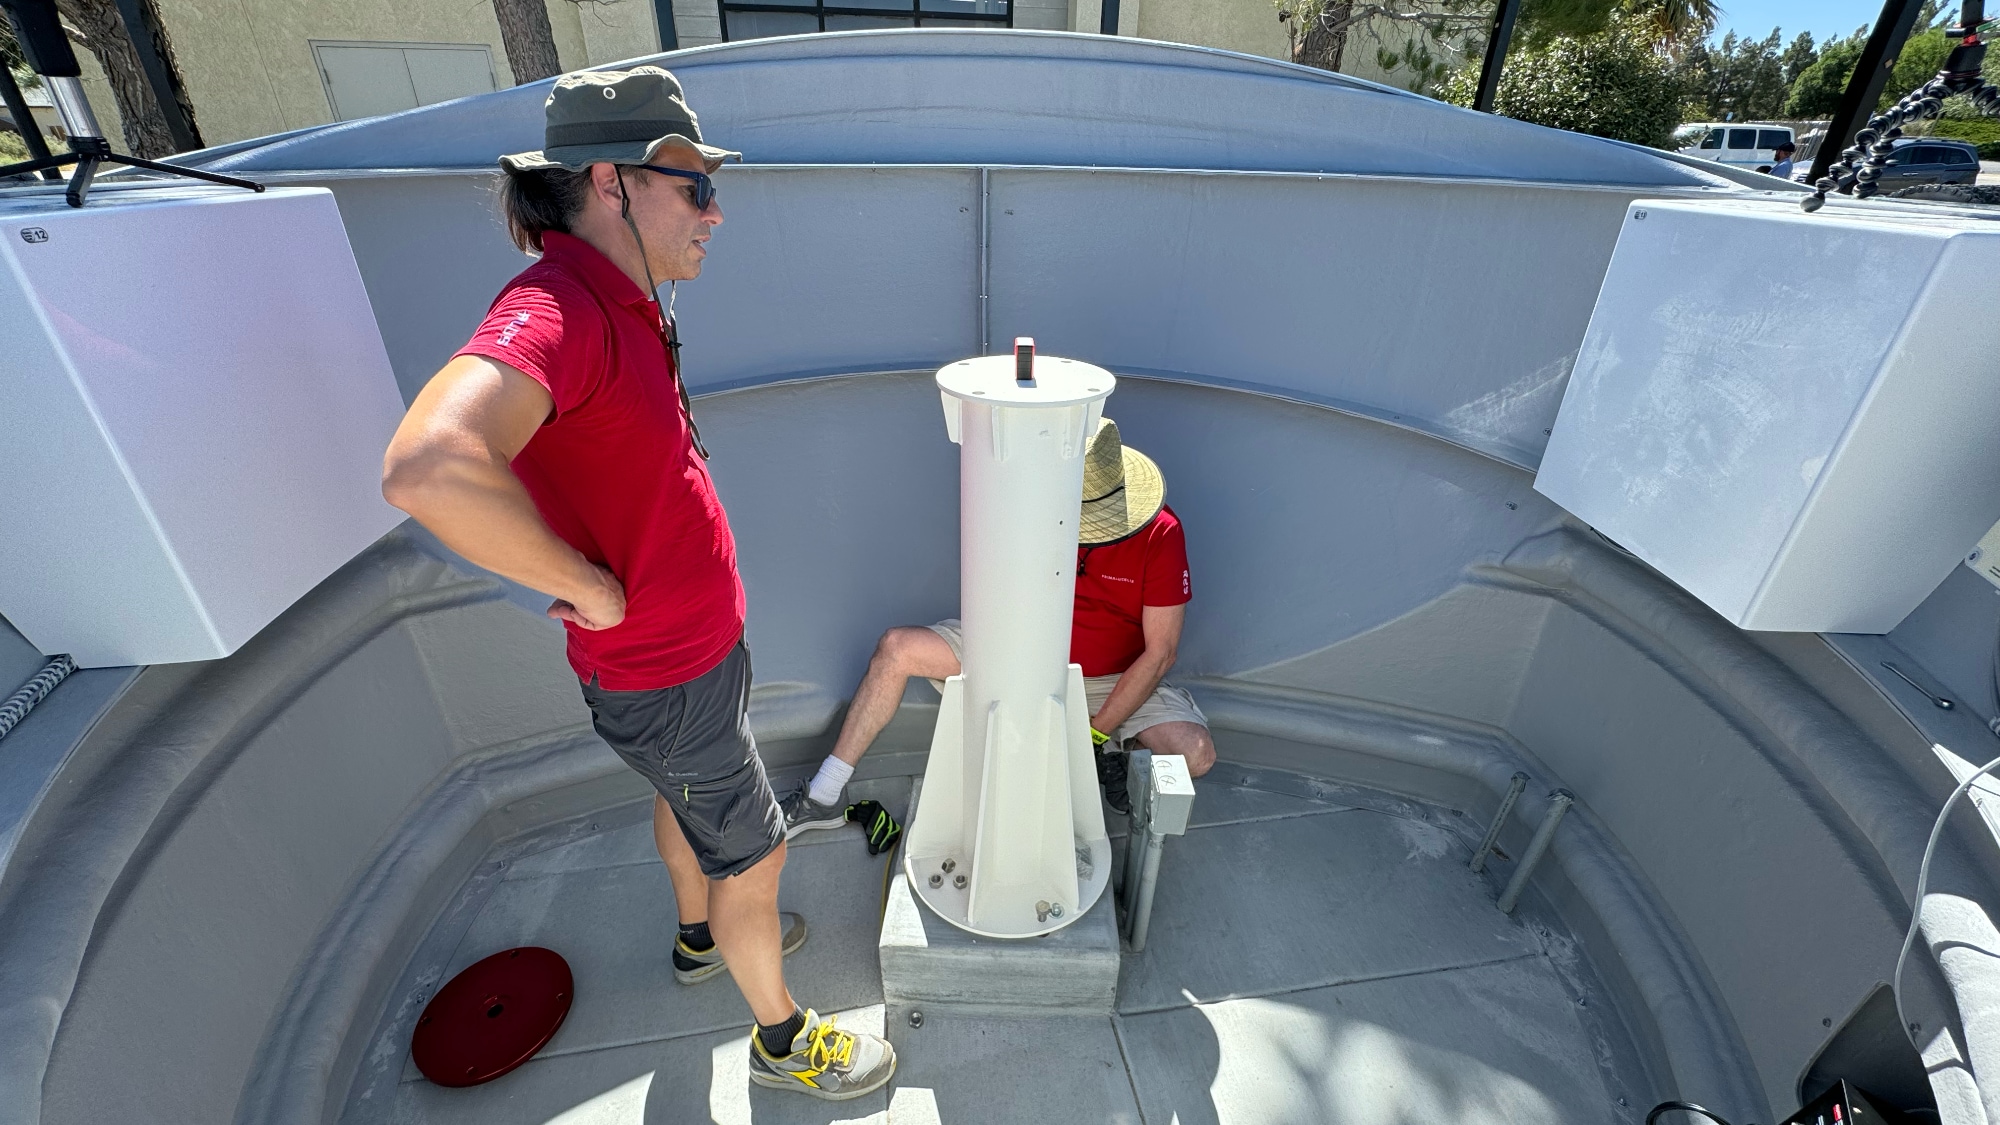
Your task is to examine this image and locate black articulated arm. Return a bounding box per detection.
[1806,1,1999,211]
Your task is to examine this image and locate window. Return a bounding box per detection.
[1699,129,1723,150]
[719,0,1008,39]
[1943,146,1975,165]
[1758,129,1791,150]
[1727,129,1756,149]
[312,41,497,122]
[1910,146,1946,165]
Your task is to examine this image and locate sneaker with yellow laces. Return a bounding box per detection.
[747,1008,897,1100]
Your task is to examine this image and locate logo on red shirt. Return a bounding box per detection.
[496,310,531,347]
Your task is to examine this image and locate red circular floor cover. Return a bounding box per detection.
[412,946,573,1087]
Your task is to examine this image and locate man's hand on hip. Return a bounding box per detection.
[548,563,627,630]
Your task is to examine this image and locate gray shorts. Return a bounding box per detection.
[924,619,1209,745]
[580,642,783,879]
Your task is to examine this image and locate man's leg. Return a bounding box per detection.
[784,626,960,835]
[705,842,795,1023]
[1133,720,1217,778]
[828,626,961,767]
[653,793,709,924]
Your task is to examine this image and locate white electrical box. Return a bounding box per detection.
[0,186,408,666]
[1966,519,2000,590]
[1536,198,2000,634]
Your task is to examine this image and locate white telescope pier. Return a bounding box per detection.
[904,340,1116,937]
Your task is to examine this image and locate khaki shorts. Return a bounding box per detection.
[924,619,1208,745]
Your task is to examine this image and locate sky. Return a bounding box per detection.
[1707,0,1906,45]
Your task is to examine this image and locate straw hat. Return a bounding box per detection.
[500,67,739,175]
[1079,417,1166,546]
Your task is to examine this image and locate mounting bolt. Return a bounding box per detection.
[1036,900,1051,922]
[953,873,968,889]
[908,1010,924,1028]
[1050,903,1064,918]
[928,873,942,888]
[941,858,956,874]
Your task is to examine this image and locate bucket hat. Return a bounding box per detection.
[1078,417,1166,546]
[500,67,739,175]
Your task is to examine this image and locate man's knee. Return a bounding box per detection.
[873,626,933,673]
[719,838,786,889]
[1138,722,1216,778]
[873,625,957,680]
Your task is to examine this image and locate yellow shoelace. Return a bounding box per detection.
[802,1016,854,1076]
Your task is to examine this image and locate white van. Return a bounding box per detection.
[1676,123,1796,171]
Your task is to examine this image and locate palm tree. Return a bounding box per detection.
[1629,0,1721,46]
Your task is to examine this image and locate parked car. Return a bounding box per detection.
[1773,135,1980,186]
[1677,122,1795,170]
[1866,138,1980,189]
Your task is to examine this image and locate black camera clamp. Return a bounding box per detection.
[0,0,260,207]
[1804,1,1999,212]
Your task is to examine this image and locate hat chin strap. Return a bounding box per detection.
[614,167,709,460]
[614,166,663,300]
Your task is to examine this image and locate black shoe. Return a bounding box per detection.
[1095,744,1131,816]
[780,784,848,840]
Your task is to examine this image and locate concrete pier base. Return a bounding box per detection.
[879,781,1121,1014]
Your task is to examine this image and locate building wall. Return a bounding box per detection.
[1065,0,1285,58]
[60,0,1308,155]
[159,0,522,143]
[673,0,727,48]
[1133,0,1288,61]
[67,0,666,153]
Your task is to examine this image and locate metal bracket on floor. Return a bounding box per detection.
[1116,750,1195,952]
[1497,788,1573,915]
[1469,771,1528,873]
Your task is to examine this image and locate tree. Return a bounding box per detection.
[53,0,200,157]
[1440,14,1684,147]
[1887,25,1953,105]
[1782,3,1963,119]
[1779,29,1816,86]
[1278,0,1489,76]
[1675,28,1792,121]
[1278,0,1714,90]
[493,0,563,85]
[1783,33,1861,117]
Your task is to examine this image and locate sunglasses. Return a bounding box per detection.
[638,164,718,211]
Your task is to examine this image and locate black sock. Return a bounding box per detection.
[678,921,713,952]
[758,1008,806,1056]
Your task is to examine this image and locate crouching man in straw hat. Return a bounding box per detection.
[382,67,895,1101]
[784,418,1218,840]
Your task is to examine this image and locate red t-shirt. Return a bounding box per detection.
[455,232,744,690]
[1071,507,1191,678]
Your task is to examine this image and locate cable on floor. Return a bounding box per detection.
[1646,1101,1742,1125]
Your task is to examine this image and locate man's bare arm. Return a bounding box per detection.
[382,354,626,630]
[1091,603,1184,736]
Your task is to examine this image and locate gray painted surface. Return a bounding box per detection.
[189,32,1760,188]
[5,372,1977,1124]
[3,28,1997,1125]
[3,371,1994,1125]
[298,166,1698,469]
[329,758,1644,1125]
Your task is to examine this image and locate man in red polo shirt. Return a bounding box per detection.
[783,417,1217,836]
[381,67,893,1101]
